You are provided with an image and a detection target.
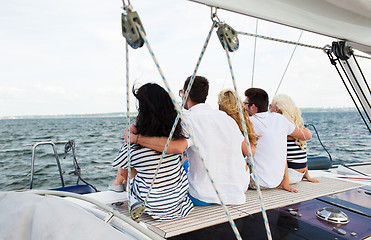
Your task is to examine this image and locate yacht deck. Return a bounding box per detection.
[112,177,364,238]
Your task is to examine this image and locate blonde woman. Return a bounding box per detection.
[270,94,319,184]
[218,89,257,156]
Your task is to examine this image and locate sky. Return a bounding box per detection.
[1,0,370,117]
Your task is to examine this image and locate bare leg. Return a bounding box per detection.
[303,167,319,183]
[276,164,298,193]
[112,168,137,186]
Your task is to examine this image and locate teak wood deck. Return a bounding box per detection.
[112,177,363,238]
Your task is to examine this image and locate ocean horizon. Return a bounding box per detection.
[0,107,358,120]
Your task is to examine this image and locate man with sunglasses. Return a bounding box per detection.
[244,88,312,192]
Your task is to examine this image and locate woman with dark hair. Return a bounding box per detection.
[111,83,193,221]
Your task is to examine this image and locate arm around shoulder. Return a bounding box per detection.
[136,135,187,154]
[290,126,312,141]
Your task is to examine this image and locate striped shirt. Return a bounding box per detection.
[113,143,193,221]
[287,139,308,169]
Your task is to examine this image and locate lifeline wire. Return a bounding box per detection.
[135,21,243,240]
[222,40,272,240]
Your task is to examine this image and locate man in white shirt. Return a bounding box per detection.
[244,88,312,192]
[129,76,250,205]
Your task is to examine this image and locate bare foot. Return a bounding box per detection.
[282,185,298,193]
[276,182,298,193]
[304,176,319,183]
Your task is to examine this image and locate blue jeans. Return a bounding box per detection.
[183,159,213,206]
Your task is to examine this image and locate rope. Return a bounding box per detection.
[125,41,133,209]
[222,40,272,240]
[238,31,371,60]
[136,21,243,240]
[304,124,332,161]
[274,31,303,96]
[63,140,98,192]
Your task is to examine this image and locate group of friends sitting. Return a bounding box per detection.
[110,75,318,221]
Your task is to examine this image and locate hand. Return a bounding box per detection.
[124,124,139,144]
[130,124,138,134]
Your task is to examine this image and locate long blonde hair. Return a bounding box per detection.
[218,89,257,147]
[271,94,306,150]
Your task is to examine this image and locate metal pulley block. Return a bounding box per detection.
[122,10,145,49]
[332,41,353,60]
[217,23,239,52]
[130,201,146,222]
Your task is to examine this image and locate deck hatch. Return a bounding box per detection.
[315,207,349,224]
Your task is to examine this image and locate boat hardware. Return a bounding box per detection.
[130,201,146,222]
[325,41,371,133]
[121,9,145,49]
[287,208,302,217]
[112,201,124,207]
[332,41,353,60]
[104,212,115,223]
[217,23,239,52]
[30,141,68,189]
[63,140,98,192]
[333,227,347,235]
[315,207,349,224]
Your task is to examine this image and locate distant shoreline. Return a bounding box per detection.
[0,108,357,120]
[0,112,138,120]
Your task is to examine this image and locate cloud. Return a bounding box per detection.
[0,0,368,117]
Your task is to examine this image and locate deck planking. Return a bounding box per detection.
[112,177,363,238]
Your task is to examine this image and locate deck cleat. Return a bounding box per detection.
[130,201,146,222]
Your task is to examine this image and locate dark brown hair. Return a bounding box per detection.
[183,76,209,103]
[133,83,186,139]
[244,88,269,113]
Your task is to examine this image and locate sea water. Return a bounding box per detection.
[0,111,370,191]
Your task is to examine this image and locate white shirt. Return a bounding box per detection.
[183,103,249,205]
[250,112,295,188]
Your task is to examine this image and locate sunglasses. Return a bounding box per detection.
[243,102,253,106]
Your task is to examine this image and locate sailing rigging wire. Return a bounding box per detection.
[325,49,371,133]
[352,54,371,107]
[342,59,371,123]
[135,19,243,240]
[238,31,371,60]
[251,19,258,87]
[273,31,303,96]
[222,39,273,240]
